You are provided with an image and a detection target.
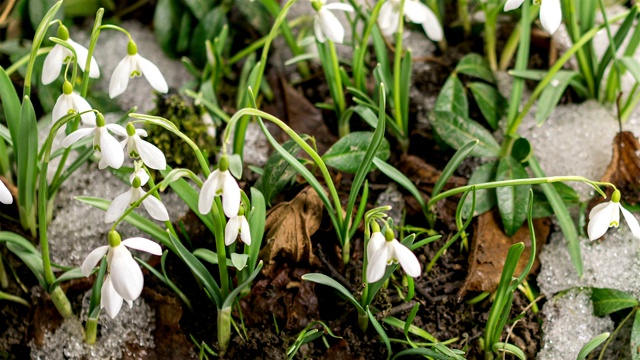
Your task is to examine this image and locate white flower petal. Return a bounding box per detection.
[225,216,239,246]
[240,216,251,245]
[100,128,125,169]
[367,232,386,264]
[404,0,429,24]
[136,55,169,93]
[540,0,562,34]
[61,127,94,148]
[106,123,127,137]
[420,5,443,41]
[68,39,100,78]
[587,202,617,241]
[98,157,109,170]
[71,93,96,125]
[80,245,109,277]
[130,168,150,186]
[314,17,326,43]
[221,171,241,218]
[109,245,144,301]
[101,276,124,319]
[0,180,12,205]
[319,8,345,44]
[52,94,69,124]
[122,237,162,256]
[105,189,133,223]
[142,192,170,221]
[323,3,354,12]
[109,56,132,98]
[379,3,400,36]
[42,44,65,85]
[366,243,389,283]
[392,240,421,278]
[198,172,220,215]
[134,136,166,170]
[136,129,148,137]
[620,206,640,238]
[504,0,526,11]
[589,202,610,219]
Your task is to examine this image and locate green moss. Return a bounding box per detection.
[147,93,217,172]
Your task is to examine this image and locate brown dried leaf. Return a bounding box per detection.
[458,211,549,299]
[259,187,323,276]
[598,131,640,204]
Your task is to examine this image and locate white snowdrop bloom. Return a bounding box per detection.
[129,165,150,187]
[225,212,251,246]
[81,232,161,318]
[122,123,166,170]
[366,230,421,283]
[588,190,640,241]
[311,0,354,44]
[201,112,217,138]
[52,81,96,126]
[61,113,126,169]
[0,180,12,205]
[109,40,168,98]
[42,25,100,85]
[378,0,443,41]
[504,0,562,34]
[105,174,169,223]
[198,157,241,218]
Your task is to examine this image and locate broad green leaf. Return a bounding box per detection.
[230,253,249,270]
[184,0,212,20]
[462,161,498,218]
[468,82,506,130]
[302,273,364,313]
[536,71,580,126]
[322,131,390,173]
[153,0,183,56]
[189,6,227,66]
[228,154,243,179]
[495,157,530,237]
[435,75,468,117]
[455,53,496,83]
[255,138,303,205]
[591,288,639,316]
[631,311,640,360]
[432,139,477,199]
[430,111,501,158]
[577,332,610,360]
[511,137,532,163]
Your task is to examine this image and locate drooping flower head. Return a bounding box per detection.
[42,24,100,85]
[311,0,355,44]
[81,231,162,318]
[588,190,640,241]
[198,155,241,218]
[225,206,251,246]
[504,0,562,34]
[378,0,443,41]
[366,222,421,283]
[61,113,126,169]
[109,40,168,98]
[105,174,170,223]
[52,80,96,125]
[123,123,167,170]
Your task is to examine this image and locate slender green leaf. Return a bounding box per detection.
[221,261,263,308]
[367,307,391,360]
[462,161,498,218]
[591,288,639,316]
[492,343,526,360]
[432,139,477,200]
[392,348,454,360]
[248,188,265,271]
[455,53,496,83]
[536,71,580,126]
[468,82,506,130]
[577,332,610,360]
[430,111,500,158]
[255,138,303,205]
[323,132,390,173]
[302,273,364,313]
[496,156,530,236]
[619,57,640,84]
[531,182,580,218]
[631,311,640,360]
[0,67,20,147]
[153,0,182,56]
[17,97,38,234]
[193,248,233,267]
[595,5,638,86]
[382,315,437,342]
[435,75,468,117]
[49,267,85,290]
[373,158,427,212]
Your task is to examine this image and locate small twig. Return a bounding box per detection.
[376,301,418,320]
[0,0,17,26]
[501,294,545,359]
[316,244,355,293]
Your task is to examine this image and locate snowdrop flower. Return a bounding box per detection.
[588,190,640,241]
[311,0,354,44]
[366,227,421,283]
[42,24,100,85]
[110,40,168,98]
[52,81,96,125]
[378,0,443,41]
[105,174,170,223]
[504,0,562,34]
[225,208,251,246]
[123,123,166,170]
[0,180,12,204]
[81,231,162,318]
[61,113,126,169]
[129,164,150,187]
[198,156,240,218]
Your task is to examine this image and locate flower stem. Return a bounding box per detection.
[393,0,408,151]
[84,318,98,344]
[217,306,232,355]
[49,286,73,318]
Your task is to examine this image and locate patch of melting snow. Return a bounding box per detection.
[30,290,155,360]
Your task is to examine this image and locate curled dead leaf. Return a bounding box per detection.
[598,131,640,204]
[458,211,549,300]
[259,187,324,276]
